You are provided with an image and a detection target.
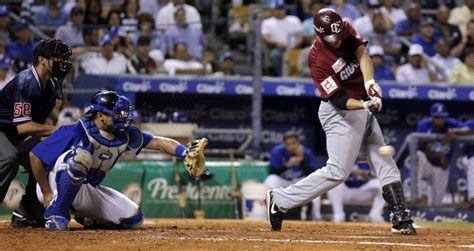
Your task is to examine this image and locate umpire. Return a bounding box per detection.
[0,39,72,227]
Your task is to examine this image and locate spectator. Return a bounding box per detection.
[108,26,134,59]
[302,0,324,44]
[329,0,360,22]
[449,49,474,85]
[0,55,14,89]
[298,43,312,77]
[80,34,127,74]
[84,0,106,25]
[106,9,122,28]
[120,0,139,36]
[462,118,474,207]
[6,20,35,63]
[435,5,462,47]
[133,13,162,50]
[451,20,474,60]
[363,10,401,66]
[162,7,205,60]
[411,18,439,57]
[353,2,392,36]
[380,0,406,26]
[327,162,385,223]
[415,103,466,206]
[214,52,235,76]
[34,0,68,28]
[394,2,421,37]
[54,6,85,48]
[369,45,395,81]
[201,47,215,74]
[63,0,87,16]
[163,42,207,76]
[155,0,202,31]
[261,1,303,76]
[448,0,474,36]
[264,131,321,221]
[396,44,438,85]
[431,39,461,81]
[0,5,11,45]
[138,0,160,17]
[127,36,158,74]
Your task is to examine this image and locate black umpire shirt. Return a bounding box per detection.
[0,66,57,145]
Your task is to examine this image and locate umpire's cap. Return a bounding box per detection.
[430,102,449,117]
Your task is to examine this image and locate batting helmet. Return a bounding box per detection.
[313,8,349,43]
[87,90,135,135]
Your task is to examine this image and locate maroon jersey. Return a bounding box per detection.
[308,21,368,100]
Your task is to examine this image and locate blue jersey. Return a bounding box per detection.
[345,162,372,188]
[416,117,463,166]
[269,144,318,181]
[463,119,474,158]
[0,67,57,144]
[32,117,153,186]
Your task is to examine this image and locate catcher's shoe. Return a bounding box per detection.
[267,190,283,231]
[45,216,70,231]
[391,220,416,235]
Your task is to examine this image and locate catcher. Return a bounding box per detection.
[30,90,208,231]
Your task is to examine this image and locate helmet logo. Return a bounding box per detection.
[314,25,324,33]
[322,15,330,23]
[331,23,341,33]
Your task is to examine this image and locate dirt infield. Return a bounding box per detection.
[0,219,473,250]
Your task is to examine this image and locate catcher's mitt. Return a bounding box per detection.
[184,138,208,177]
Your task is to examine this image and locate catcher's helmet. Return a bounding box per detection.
[88,90,135,134]
[313,8,349,43]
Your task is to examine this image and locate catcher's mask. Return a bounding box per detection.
[87,90,134,135]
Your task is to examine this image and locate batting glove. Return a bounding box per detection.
[362,97,382,113]
[364,79,382,98]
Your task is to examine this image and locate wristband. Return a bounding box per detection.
[365,79,375,86]
[175,144,187,158]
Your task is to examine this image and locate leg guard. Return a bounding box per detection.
[45,147,91,223]
[382,181,413,226]
[118,208,144,229]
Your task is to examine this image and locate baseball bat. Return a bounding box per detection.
[172,157,187,218]
[229,149,241,219]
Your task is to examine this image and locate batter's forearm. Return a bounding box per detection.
[346,98,365,110]
[355,45,374,83]
[16,121,56,137]
[30,152,51,195]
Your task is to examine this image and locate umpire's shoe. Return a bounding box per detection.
[11,201,46,228]
[267,190,283,231]
[390,208,416,235]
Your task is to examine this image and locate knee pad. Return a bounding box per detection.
[119,208,144,230]
[65,146,92,178]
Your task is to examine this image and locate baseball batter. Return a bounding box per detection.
[267,8,416,235]
[31,90,206,231]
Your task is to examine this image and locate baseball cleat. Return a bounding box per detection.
[391,221,416,235]
[45,216,70,231]
[267,190,283,231]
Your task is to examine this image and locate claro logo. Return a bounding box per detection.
[158,81,188,93]
[276,84,305,96]
[469,90,474,101]
[427,88,456,100]
[122,80,151,92]
[196,82,225,94]
[388,87,418,99]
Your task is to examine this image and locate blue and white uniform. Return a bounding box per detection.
[264,144,321,220]
[462,119,474,202]
[415,117,463,206]
[33,116,153,228]
[326,162,385,222]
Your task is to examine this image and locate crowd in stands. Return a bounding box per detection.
[0,0,473,85]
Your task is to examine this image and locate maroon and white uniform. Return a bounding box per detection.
[309,21,367,100]
[270,9,414,234]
